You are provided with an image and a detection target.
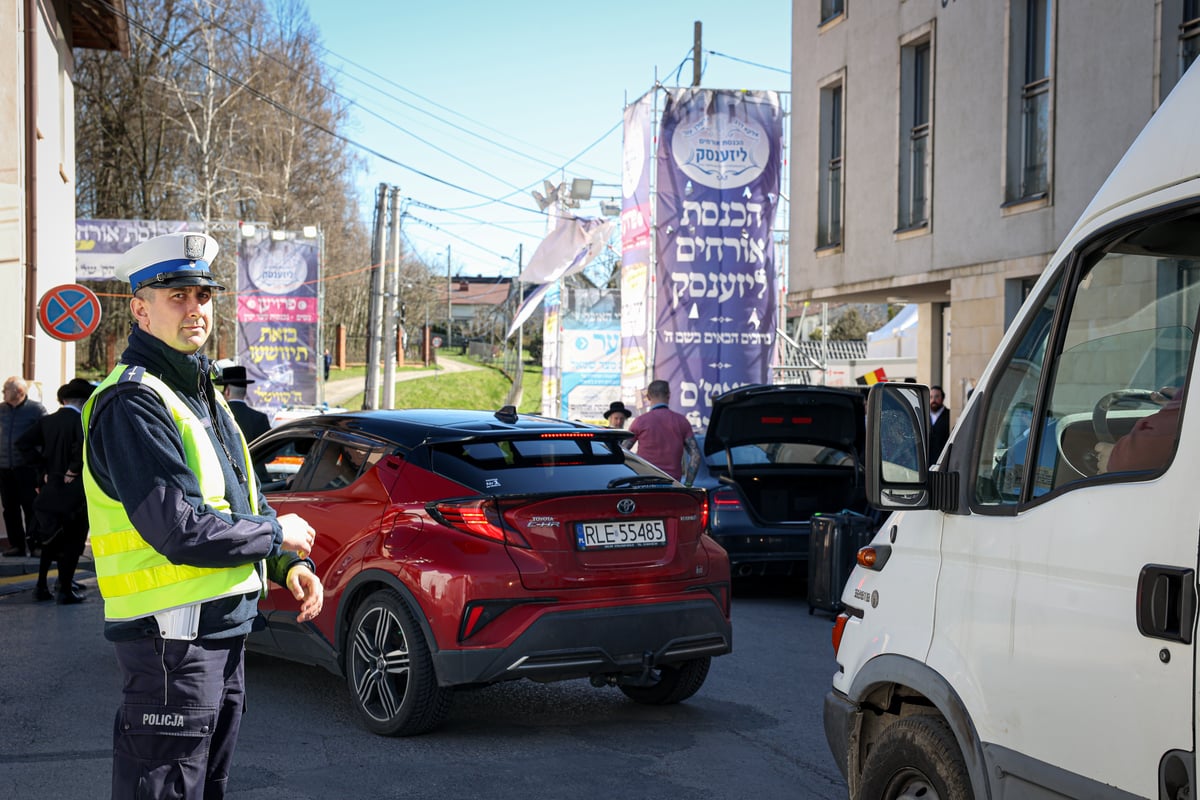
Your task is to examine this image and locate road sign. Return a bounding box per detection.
[38,283,102,342]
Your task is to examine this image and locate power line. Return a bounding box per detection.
[705,49,790,76]
[440,119,623,213]
[94,0,542,216]
[403,214,511,262]
[188,0,615,197]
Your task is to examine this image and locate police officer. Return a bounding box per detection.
[82,232,323,799]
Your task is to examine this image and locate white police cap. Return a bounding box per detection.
[116,232,226,293]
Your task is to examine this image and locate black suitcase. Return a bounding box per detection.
[807,510,878,615]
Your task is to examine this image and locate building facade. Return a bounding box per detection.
[1,0,126,403]
[788,0,1198,420]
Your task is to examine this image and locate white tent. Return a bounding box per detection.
[866,304,918,358]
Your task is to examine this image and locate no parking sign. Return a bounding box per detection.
[38,283,102,342]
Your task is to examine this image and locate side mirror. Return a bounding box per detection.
[866,383,932,510]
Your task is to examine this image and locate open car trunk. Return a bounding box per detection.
[704,384,869,524]
[716,464,865,525]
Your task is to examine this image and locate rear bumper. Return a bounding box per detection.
[712,532,809,574]
[432,598,733,686]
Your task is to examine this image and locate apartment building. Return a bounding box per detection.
[788,0,1198,417]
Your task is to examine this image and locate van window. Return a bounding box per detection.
[973,273,1059,507]
[974,211,1200,509]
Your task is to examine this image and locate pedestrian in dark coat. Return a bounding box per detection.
[215,365,271,443]
[17,378,95,603]
[0,376,46,556]
[929,384,951,461]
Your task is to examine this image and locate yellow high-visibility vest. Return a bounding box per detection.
[82,365,263,622]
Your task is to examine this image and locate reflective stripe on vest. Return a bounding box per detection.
[82,365,264,622]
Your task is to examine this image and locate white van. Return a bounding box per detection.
[824,66,1200,800]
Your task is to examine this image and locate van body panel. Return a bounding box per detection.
[830,510,942,692]
[934,469,1197,797]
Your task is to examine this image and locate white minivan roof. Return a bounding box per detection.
[1068,64,1200,244]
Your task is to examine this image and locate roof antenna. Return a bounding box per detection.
[495,405,518,424]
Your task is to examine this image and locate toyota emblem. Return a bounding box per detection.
[616,498,636,515]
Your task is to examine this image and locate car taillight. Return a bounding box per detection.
[699,494,710,530]
[432,499,509,543]
[712,487,742,510]
[832,612,850,656]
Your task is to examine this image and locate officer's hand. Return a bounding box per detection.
[278,513,316,558]
[288,564,324,622]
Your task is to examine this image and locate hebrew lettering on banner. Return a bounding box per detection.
[559,287,622,424]
[75,219,200,281]
[236,232,320,419]
[653,89,783,430]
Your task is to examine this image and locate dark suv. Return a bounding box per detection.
[693,385,869,578]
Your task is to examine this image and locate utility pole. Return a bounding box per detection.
[515,242,524,377]
[504,243,525,409]
[383,186,401,409]
[446,244,453,353]
[363,183,387,410]
[693,21,702,87]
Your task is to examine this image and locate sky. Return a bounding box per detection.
[303,0,792,279]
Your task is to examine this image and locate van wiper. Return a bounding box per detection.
[607,475,676,488]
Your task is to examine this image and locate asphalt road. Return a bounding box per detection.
[0,578,848,799]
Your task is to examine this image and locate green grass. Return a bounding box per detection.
[336,353,542,414]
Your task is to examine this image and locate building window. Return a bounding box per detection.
[1006,0,1053,203]
[1184,0,1200,75]
[818,81,844,248]
[898,40,931,231]
[821,0,845,25]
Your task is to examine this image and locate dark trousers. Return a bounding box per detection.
[112,636,246,800]
[0,466,38,551]
[36,513,88,592]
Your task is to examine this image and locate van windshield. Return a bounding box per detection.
[976,209,1200,507]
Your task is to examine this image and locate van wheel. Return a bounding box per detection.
[857,715,972,800]
[345,589,451,736]
[618,657,710,705]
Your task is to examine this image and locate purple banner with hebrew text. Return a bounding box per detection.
[236,232,320,419]
[653,89,782,431]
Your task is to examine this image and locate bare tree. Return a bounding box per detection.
[74,0,371,369]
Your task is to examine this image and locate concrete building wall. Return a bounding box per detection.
[0,2,27,393]
[788,0,1181,421]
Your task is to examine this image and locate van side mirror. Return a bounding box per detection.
[866,383,933,510]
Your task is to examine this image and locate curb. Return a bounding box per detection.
[0,554,95,578]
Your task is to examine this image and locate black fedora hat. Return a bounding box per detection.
[215,365,255,387]
[603,401,633,419]
[57,378,96,402]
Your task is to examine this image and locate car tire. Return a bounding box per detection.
[618,657,711,705]
[345,589,451,736]
[856,715,973,800]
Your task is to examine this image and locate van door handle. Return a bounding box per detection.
[1136,565,1196,644]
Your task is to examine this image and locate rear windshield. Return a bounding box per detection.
[429,435,666,494]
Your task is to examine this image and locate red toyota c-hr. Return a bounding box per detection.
[246,406,732,735]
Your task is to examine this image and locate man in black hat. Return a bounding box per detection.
[603,400,633,430]
[18,378,95,603]
[216,365,271,443]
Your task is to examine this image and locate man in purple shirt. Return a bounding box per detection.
[626,380,700,484]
